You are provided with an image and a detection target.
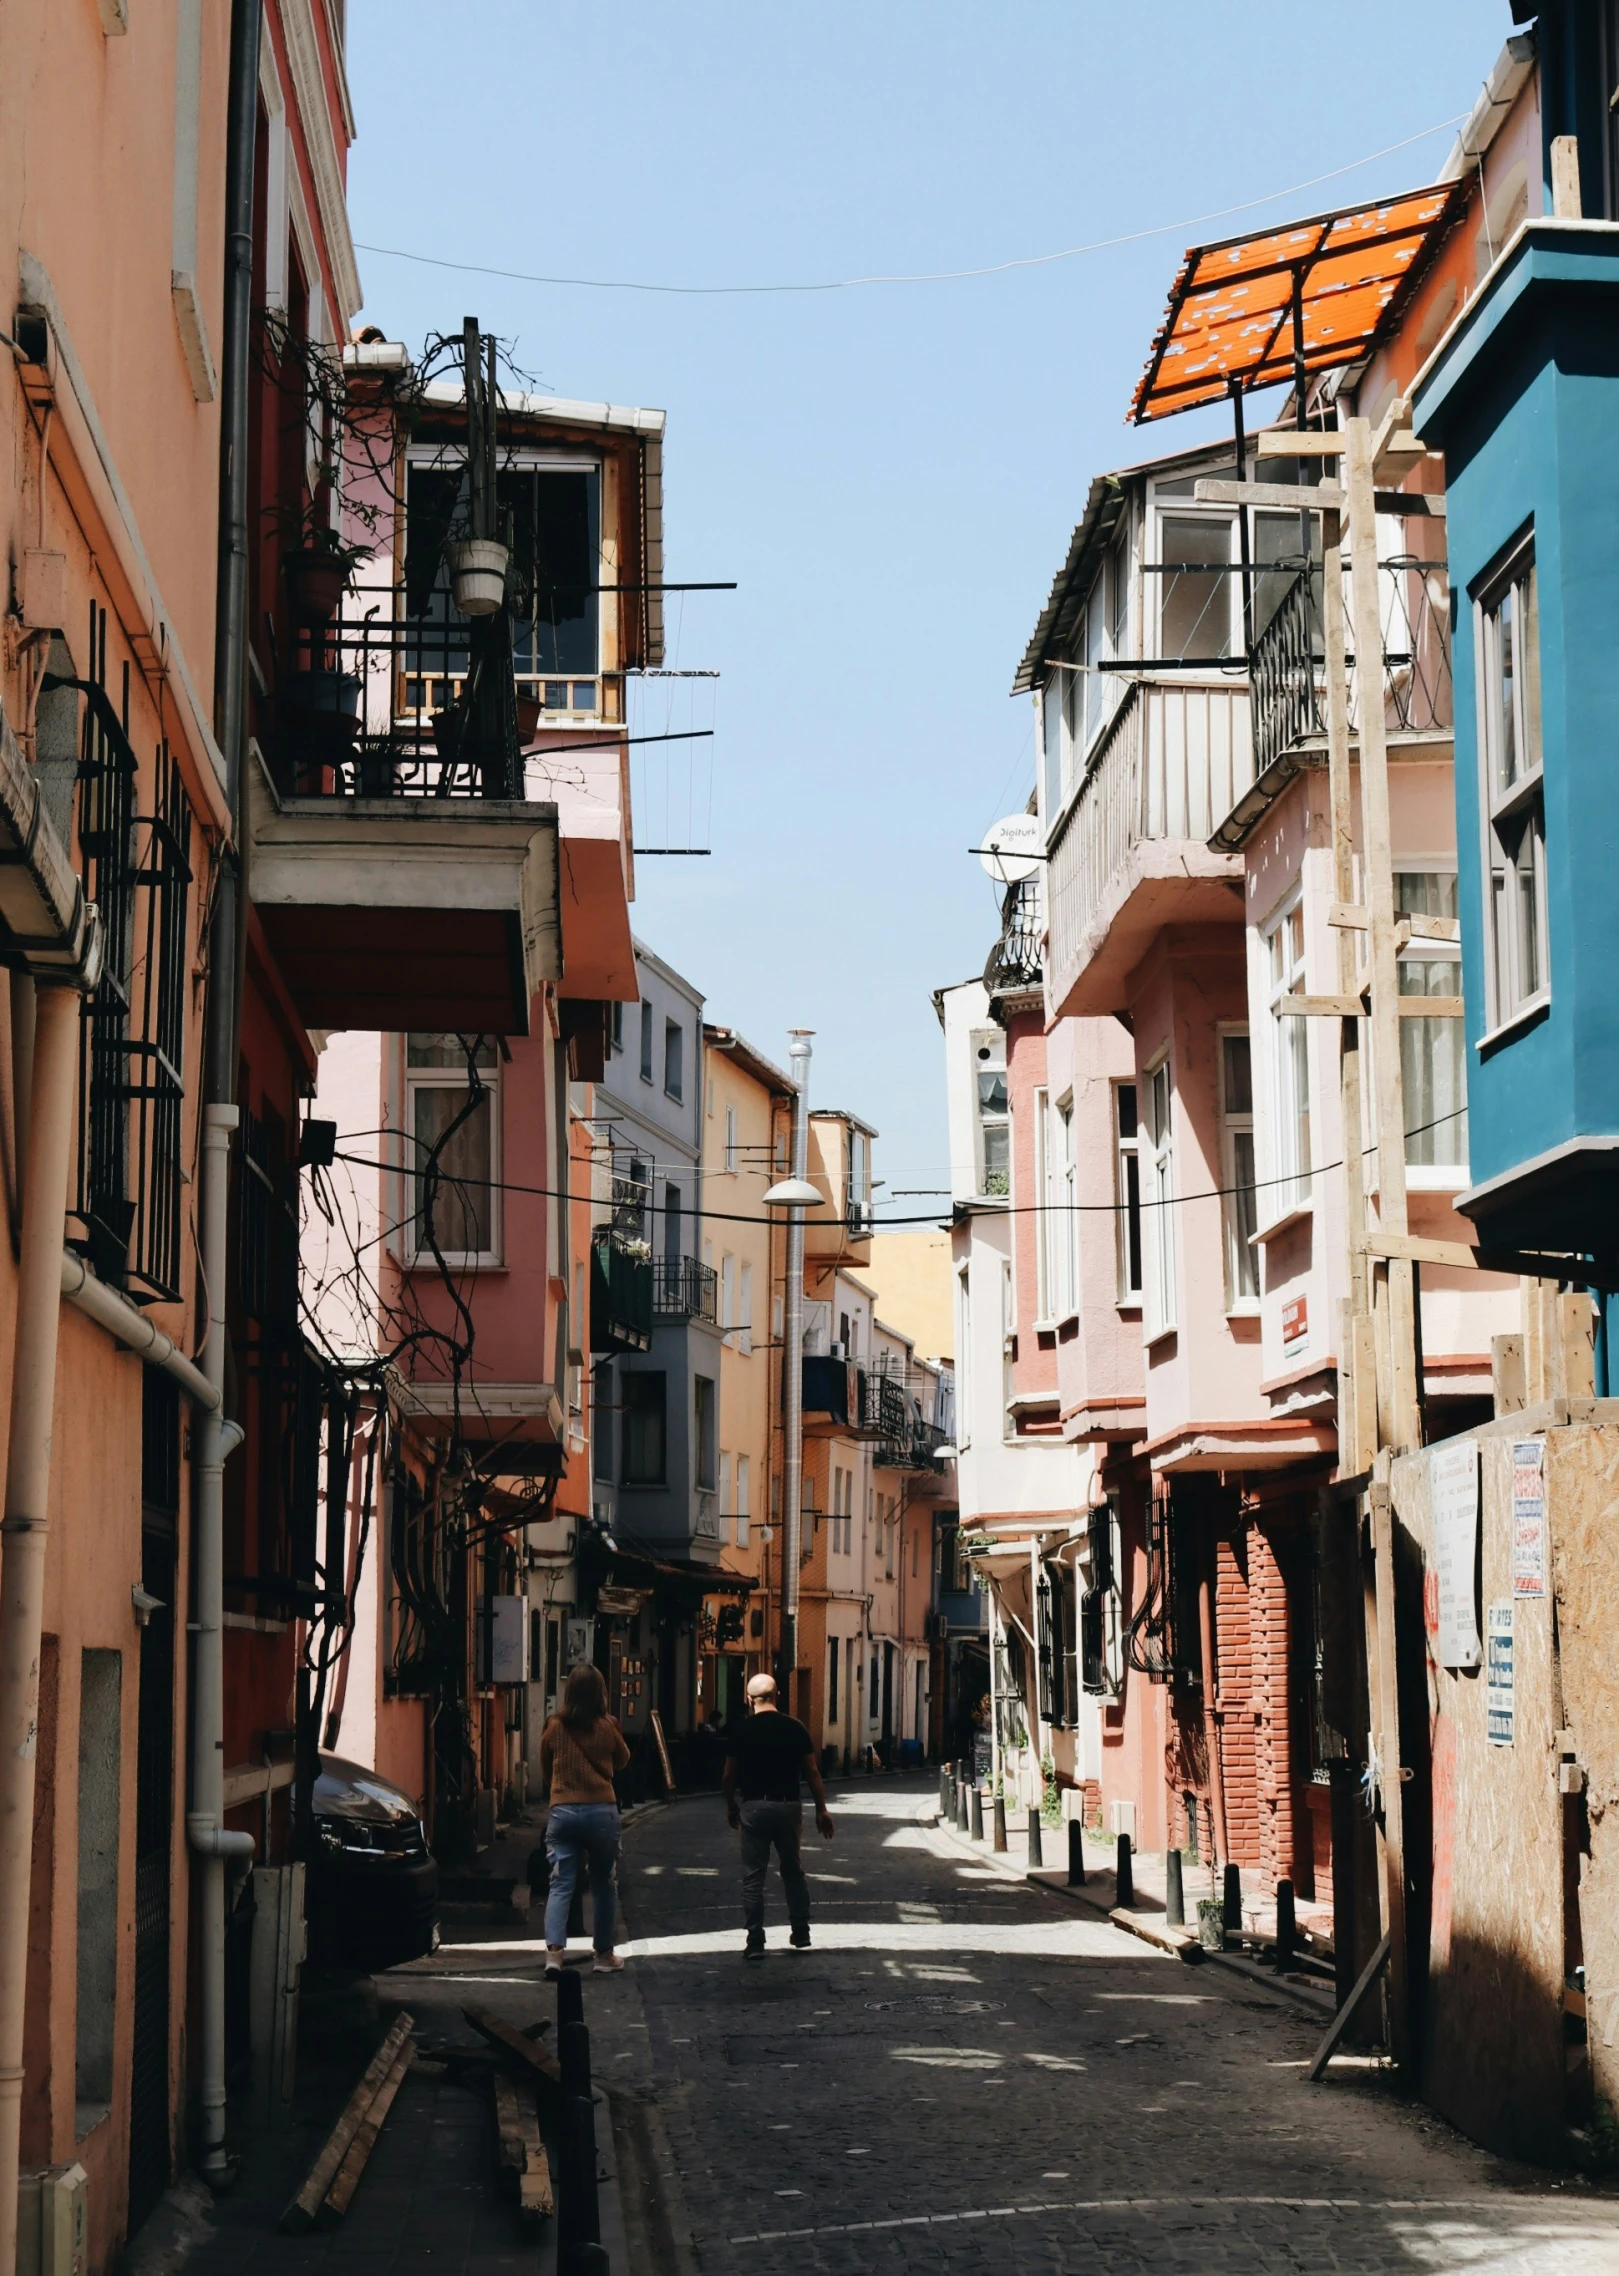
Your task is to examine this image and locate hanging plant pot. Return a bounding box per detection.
[281,668,363,734]
[282,546,353,625]
[446,538,509,618]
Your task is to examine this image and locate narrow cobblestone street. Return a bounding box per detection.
[583,1780,1619,2275]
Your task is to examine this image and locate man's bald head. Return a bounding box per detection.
[746,1674,778,1708]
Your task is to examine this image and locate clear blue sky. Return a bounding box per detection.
[348,0,1506,1202]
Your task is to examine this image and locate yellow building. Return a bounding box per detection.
[866,1229,954,1362]
[698,1027,795,1721]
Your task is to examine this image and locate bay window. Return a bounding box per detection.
[1143,1057,1175,1337]
[1266,901,1312,1212]
[404,1033,499,1265]
[1220,1031,1258,1306]
[1477,539,1547,1027]
[1396,871,1469,1174]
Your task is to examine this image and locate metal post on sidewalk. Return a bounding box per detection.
[992,1795,1007,1853]
[1115,1831,1133,1909]
[969,1786,983,1840]
[1223,1861,1243,1941]
[1165,1847,1185,1927]
[957,1780,970,1834]
[1067,1817,1085,1887]
[939,1763,951,1818]
[1275,1878,1295,1970]
[556,1974,603,2274]
[1026,1807,1043,1870]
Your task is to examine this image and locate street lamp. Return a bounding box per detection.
[763,1030,822,1701]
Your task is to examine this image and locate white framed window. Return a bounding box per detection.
[1143,1056,1176,1337]
[1396,870,1469,1175]
[1218,1030,1258,1309]
[724,1104,737,1173]
[848,1127,872,1234]
[1476,537,1547,1028]
[639,1001,654,1083]
[956,1266,972,1448]
[664,1018,684,1101]
[404,1034,500,1266]
[739,1262,754,1356]
[1114,1082,1142,1305]
[1157,509,1233,661]
[720,1252,735,1345]
[1052,1095,1078,1319]
[736,1453,750,1547]
[1266,898,1312,1212]
[1032,1088,1052,1319]
[831,1463,853,1556]
[718,1451,732,1545]
[971,1029,1009,1198]
[1001,1257,1015,1440]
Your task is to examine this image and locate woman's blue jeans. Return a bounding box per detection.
[544,1802,622,1952]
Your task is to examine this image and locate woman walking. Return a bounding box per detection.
[540,1664,632,1975]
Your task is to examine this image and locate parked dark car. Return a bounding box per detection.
[306,1754,439,1975]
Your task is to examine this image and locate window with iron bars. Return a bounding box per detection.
[65,604,193,1300]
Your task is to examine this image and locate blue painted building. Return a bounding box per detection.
[1413,217,1619,1262]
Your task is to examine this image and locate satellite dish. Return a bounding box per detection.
[979,812,1043,886]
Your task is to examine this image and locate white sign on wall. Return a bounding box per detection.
[1431,1437,1481,1669]
[1486,1602,1515,1746]
[1512,1438,1547,1599]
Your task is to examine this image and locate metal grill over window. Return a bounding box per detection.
[66,608,193,1300]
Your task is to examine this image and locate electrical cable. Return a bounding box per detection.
[328,1103,1471,1232]
[351,115,1467,300]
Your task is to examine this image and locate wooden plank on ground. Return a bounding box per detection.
[319,2040,416,2227]
[1308,1935,1391,2081]
[280,2012,414,2232]
[463,2006,564,2094]
[493,2072,552,2224]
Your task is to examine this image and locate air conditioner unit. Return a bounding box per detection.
[17,2165,87,2276]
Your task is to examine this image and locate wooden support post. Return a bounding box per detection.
[1307,1932,1391,2081]
[1369,1470,1409,2066]
[1346,417,1420,1455]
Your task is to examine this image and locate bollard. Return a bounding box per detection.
[557,2090,603,2268]
[1026,1806,1043,1870]
[969,1785,984,1840]
[992,1795,1008,1853]
[1275,1877,1295,1971]
[939,1764,951,1818]
[1223,1861,1243,1939]
[1067,1816,1086,1887]
[1115,1829,1133,1910]
[1165,1846,1185,1927]
[957,1779,970,1834]
[560,2017,592,2099]
[557,1966,584,2030]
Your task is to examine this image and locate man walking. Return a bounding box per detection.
[722,1673,834,1959]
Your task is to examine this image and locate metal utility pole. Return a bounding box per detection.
[778,1032,813,1695]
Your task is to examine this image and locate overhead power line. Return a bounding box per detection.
[353,115,1465,301]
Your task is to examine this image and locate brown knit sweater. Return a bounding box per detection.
[541,1713,630,1806]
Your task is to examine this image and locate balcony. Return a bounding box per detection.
[1230,553,1454,829]
[653,1256,718,1325]
[590,1231,653,1355]
[982,876,1042,998]
[1044,676,1252,1019]
[247,587,613,1033]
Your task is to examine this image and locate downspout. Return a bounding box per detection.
[189,0,261,2188]
[0,984,90,2276]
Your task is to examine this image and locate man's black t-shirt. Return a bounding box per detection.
[729,1711,815,1801]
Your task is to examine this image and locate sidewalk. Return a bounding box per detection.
[921,1798,1338,2008]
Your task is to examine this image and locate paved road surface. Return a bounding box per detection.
[590,1778,1619,2275]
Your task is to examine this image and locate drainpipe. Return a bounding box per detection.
[187,0,261,2188]
[0,983,90,2276]
[779,1034,812,1691]
[188,1105,251,2183]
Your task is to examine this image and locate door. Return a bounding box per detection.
[881,1643,895,1745]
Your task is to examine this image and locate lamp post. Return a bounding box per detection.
[763,1030,820,1701]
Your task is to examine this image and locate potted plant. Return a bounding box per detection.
[282,529,370,626]
[445,536,509,617]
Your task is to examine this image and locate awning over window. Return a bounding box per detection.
[1129,180,1464,424]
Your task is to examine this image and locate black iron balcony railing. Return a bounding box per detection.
[983,875,1043,995]
[653,1255,718,1324]
[267,584,628,803]
[1250,557,1453,778]
[590,1230,653,1355]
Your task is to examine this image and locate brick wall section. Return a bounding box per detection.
[1215,1532,1260,1867]
[1249,1522,1303,1887]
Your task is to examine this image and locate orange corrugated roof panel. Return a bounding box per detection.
[1130,181,1464,424]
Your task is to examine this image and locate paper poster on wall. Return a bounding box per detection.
[1512,1438,1547,1599]
[1430,1437,1481,1668]
[1487,1602,1515,1746]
